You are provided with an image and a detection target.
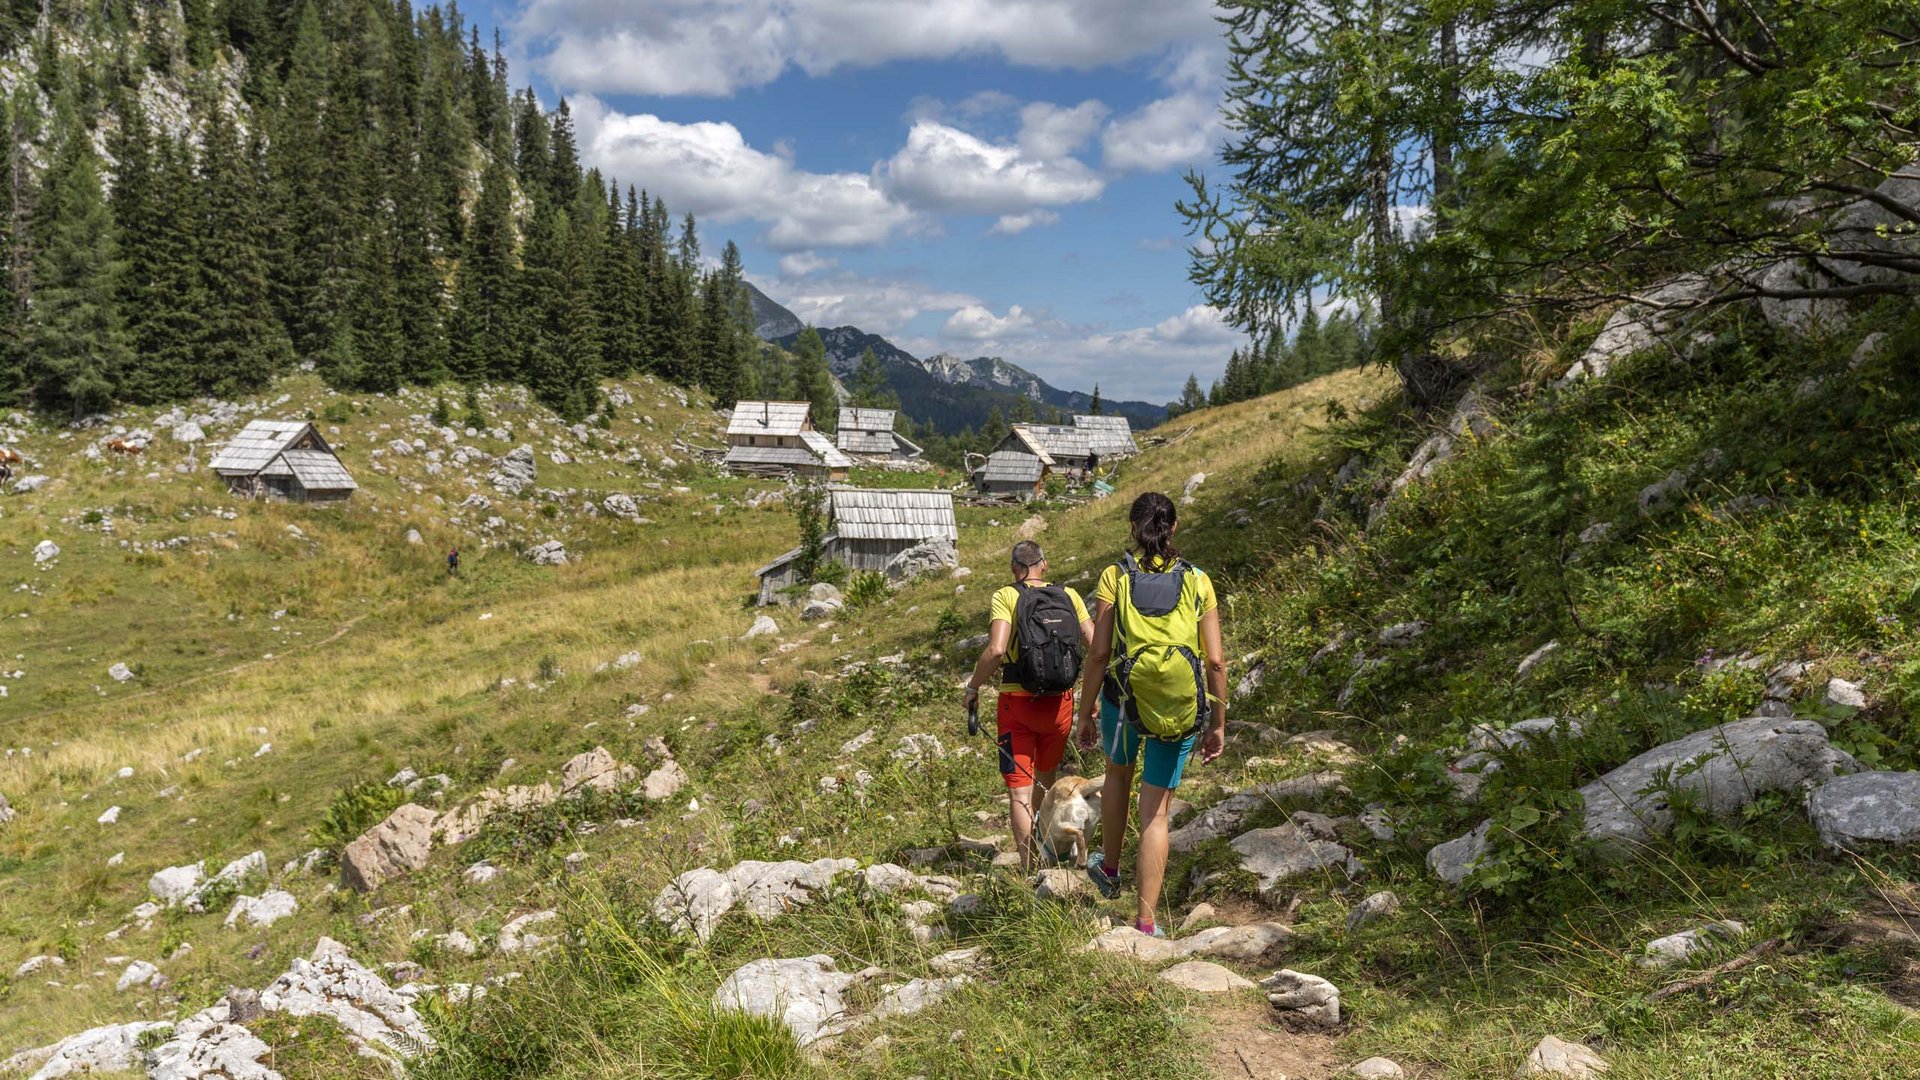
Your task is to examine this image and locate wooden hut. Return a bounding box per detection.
[723,400,851,481]
[1016,423,1098,470]
[207,420,358,503]
[836,407,923,461]
[970,426,1054,502]
[755,487,958,604]
[1072,414,1139,459]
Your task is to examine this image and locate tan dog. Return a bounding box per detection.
[1035,774,1103,868]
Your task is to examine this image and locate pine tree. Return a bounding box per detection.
[131,135,205,401]
[1089,384,1103,415]
[548,99,579,208]
[450,126,519,382]
[1172,373,1206,417]
[596,183,642,376]
[0,96,24,407]
[851,346,888,407]
[790,326,837,431]
[197,106,291,395]
[28,115,131,420]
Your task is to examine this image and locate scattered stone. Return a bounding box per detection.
[1823,677,1867,714]
[341,803,439,892]
[259,939,435,1060]
[490,445,538,495]
[1169,772,1344,853]
[107,662,134,683]
[1559,271,1718,384]
[1808,770,1920,850]
[1637,471,1689,517]
[1229,814,1361,895]
[15,954,63,977]
[1351,1057,1406,1079]
[115,959,160,992]
[1428,820,1494,887]
[839,728,876,755]
[1377,621,1428,647]
[1641,920,1745,968]
[560,746,636,794]
[744,615,780,640]
[641,759,690,801]
[885,536,958,581]
[498,911,559,954]
[603,493,640,518]
[32,539,59,564]
[224,891,299,929]
[1524,1035,1610,1077]
[1178,903,1217,933]
[526,540,569,565]
[869,975,969,1021]
[1158,960,1255,993]
[96,804,122,824]
[1262,969,1341,1027]
[463,861,500,886]
[929,947,987,975]
[150,862,207,906]
[712,954,859,1046]
[1579,717,1856,850]
[1182,472,1206,504]
[15,1021,172,1079]
[1086,926,1182,963]
[1031,868,1086,900]
[1516,641,1561,679]
[653,858,859,941]
[1346,890,1401,931]
[406,529,423,545]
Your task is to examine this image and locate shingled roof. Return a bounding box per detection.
[1017,423,1096,461]
[837,407,901,454]
[723,430,852,471]
[726,401,813,438]
[1072,414,1138,456]
[207,420,312,474]
[976,450,1045,485]
[208,420,358,491]
[829,487,957,542]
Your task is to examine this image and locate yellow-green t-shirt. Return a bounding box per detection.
[989,582,1091,694]
[1092,558,1218,615]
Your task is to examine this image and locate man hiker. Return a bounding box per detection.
[447,548,460,576]
[963,540,1094,870]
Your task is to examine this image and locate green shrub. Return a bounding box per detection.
[310,781,409,851]
[321,401,354,424]
[844,571,889,610]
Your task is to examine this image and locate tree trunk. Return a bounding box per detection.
[1432,15,1457,232]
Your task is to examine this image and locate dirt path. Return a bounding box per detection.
[1201,999,1348,1080]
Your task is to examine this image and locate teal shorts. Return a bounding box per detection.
[1099,697,1198,790]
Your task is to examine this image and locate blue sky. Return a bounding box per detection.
[466,0,1244,404]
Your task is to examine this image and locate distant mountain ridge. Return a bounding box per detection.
[748,285,1167,433]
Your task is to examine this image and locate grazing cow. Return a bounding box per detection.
[0,448,21,465]
[106,439,143,456]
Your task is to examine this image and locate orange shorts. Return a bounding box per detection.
[996,691,1073,789]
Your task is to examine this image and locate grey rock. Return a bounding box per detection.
[602,493,640,518]
[32,539,59,563]
[341,803,438,892]
[1229,815,1361,896]
[1825,160,1920,289]
[1351,1058,1406,1079]
[1262,969,1341,1027]
[1032,868,1087,900]
[640,760,689,801]
[885,536,958,581]
[149,861,206,906]
[1808,771,1920,850]
[526,540,569,565]
[1524,1035,1610,1077]
[1824,677,1867,713]
[1578,717,1856,850]
[1641,920,1745,968]
[1637,470,1689,517]
[1345,890,1401,931]
[17,1021,172,1079]
[743,615,780,640]
[1169,772,1344,853]
[1428,820,1494,886]
[1560,271,1718,384]
[712,954,858,1046]
[1377,621,1428,647]
[1578,521,1615,545]
[801,597,844,620]
[489,445,538,495]
[1516,641,1561,679]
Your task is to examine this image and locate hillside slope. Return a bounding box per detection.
[7,296,1920,1079]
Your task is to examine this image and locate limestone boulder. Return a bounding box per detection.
[1158,960,1255,993]
[1524,1035,1609,1077]
[1262,969,1341,1027]
[711,955,858,1046]
[1170,772,1344,853]
[341,803,439,892]
[1578,717,1856,850]
[1428,820,1494,887]
[1229,815,1361,896]
[1808,771,1920,850]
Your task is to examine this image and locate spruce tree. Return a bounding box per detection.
[197,106,291,395]
[450,126,519,382]
[790,326,837,431]
[133,136,205,401]
[851,346,888,407]
[28,115,131,420]
[596,183,642,376]
[1089,384,1103,415]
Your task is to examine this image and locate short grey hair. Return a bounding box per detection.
[1010,540,1045,568]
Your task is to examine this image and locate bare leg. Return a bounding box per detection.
[1008,784,1037,871]
[1100,761,1133,870]
[1135,783,1174,929]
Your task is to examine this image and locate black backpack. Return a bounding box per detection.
[1005,583,1083,695]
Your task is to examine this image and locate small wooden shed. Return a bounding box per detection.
[836,407,923,460]
[207,420,358,503]
[723,400,851,481]
[1017,423,1099,470]
[971,426,1054,502]
[755,486,958,604]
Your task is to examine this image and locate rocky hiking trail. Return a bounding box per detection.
[8,361,1920,1077]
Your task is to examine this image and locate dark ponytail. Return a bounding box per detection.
[1129,492,1179,566]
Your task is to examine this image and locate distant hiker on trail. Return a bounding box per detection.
[964,540,1094,871]
[1075,492,1228,939]
[447,548,460,576]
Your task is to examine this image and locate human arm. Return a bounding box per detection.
[1198,607,1227,763]
[963,619,1012,711]
[1075,602,1114,750]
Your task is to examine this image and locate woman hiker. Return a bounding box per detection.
[964,540,1095,870]
[1075,492,1228,938]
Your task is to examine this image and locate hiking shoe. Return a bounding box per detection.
[1086,856,1122,899]
[1137,921,1166,939]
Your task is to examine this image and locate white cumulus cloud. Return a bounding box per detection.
[518,0,1220,97]
[879,120,1104,216]
[988,210,1061,235]
[944,303,1037,340]
[570,96,914,251]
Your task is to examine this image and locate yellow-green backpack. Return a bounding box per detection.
[1111,553,1209,740]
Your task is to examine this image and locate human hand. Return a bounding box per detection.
[1199,723,1226,764]
[962,685,979,712]
[1075,714,1099,753]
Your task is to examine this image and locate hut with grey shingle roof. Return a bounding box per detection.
[836,407,923,460]
[755,486,958,604]
[723,401,850,481]
[971,426,1055,502]
[207,420,358,503]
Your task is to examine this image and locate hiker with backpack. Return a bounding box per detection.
[1075,492,1228,939]
[963,540,1095,871]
